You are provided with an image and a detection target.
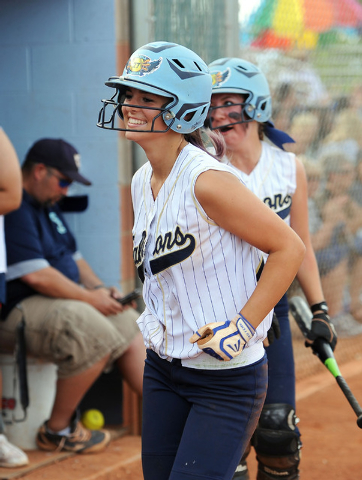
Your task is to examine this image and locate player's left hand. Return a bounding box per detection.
[189,321,243,361]
[189,316,255,361]
[305,313,337,351]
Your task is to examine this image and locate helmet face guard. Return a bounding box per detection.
[208,58,272,131]
[97,42,212,135]
[207,99,257,131]
[97,87,177,133]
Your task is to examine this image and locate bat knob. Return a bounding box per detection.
[357,414,362,429]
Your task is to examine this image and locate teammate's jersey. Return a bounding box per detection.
[131,143,272,369]
[225,141,297,228]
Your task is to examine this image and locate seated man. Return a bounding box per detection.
[0,138,145,454]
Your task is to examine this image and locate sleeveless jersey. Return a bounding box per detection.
[131,144,271,369]
[226,141,297,228]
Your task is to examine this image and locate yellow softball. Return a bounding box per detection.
[81,409,105,430]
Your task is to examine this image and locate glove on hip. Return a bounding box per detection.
[189,316,255,361]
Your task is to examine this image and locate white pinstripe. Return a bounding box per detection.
[132,144,271,369]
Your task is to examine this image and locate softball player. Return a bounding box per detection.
[98,42,305,480]
[208,57,338,480]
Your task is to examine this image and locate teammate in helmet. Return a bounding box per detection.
[98,43,305,480]
[208,57,337,480]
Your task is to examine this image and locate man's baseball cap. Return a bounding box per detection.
[25,138,92,186]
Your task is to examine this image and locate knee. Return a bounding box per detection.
[253,403,302,480]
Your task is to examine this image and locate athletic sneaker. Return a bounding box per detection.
[36,414,111,454]
[0,434,29,468]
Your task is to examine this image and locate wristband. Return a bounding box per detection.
[92,284,106,290]
[235,314,256,343]
[310,301,328,315]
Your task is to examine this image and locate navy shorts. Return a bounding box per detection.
[142,349,268,480]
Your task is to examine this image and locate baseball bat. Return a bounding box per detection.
[289,295,362,429]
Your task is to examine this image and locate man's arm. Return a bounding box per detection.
[76,258,107,290]
[4,188,124,316]
[22,266,124,316]
[0,129,22,214]
[76,257,124,300]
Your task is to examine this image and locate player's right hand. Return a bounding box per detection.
[264,313,281,347]
[306,313,337,351]
[189,321,247,361]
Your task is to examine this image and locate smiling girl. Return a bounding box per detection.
[98,43,305,480]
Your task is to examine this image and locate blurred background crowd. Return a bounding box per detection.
[274,77,362,336]
[237,0,362,337]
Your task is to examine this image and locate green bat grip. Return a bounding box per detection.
[324,357,341,378]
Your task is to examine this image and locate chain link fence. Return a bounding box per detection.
[132,0,239,63]
[152,0,225,62]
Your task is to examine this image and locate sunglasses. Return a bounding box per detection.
[47,168,73,188]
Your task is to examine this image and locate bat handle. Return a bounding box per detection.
[336,376,362,429]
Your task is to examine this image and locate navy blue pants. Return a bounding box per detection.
[142,349,268,480]
[265,294,296,409]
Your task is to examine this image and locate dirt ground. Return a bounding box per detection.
[247,360,362,480]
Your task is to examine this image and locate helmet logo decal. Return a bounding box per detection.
[211,68,231,88]
[125,54,162,77]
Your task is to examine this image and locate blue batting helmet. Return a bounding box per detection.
[208,57,272,124]
[97,41,212,134]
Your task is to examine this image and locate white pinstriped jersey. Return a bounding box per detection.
[131,144,272,369]
[226,142,297,229]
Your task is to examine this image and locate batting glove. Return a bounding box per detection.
[306,313,337,351]
[189,315,256,361]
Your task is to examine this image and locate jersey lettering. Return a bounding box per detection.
[151,226,196,275]
[133,230,147,268]
[263,193,292,219]
[133,226,196,279]
[133,230,147,283]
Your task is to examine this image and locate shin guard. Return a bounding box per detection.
[253,404,302,480]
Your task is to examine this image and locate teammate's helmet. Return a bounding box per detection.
[97,41,212,134]
[208,57,272,127]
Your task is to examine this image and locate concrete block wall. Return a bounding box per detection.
[0,0,124,286]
